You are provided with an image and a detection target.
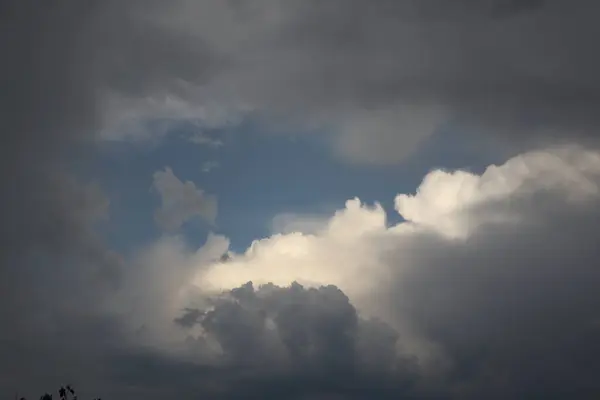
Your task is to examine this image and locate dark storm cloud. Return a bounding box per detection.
[6,0,596,162]
[5,0,600,161]
[490,0,547,18]
[153,0,600,161]
[382,187,600,398]
[263,0,600,156]
[66,282,417,399]
[159,282,416,399]
[87,0,592,162]
[0,1,212,396]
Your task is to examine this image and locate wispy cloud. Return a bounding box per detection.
[189,133,224,148]
[201,161,220,173]
[152,167,218,230]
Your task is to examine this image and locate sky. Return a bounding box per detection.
[2,1,600,399]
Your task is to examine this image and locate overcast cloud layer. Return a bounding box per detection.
[3,1,600,399]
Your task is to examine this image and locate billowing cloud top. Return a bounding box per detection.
[103,146,600,398]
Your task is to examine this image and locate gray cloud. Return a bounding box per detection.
[165,282,418,398]
[5,1,596,162]
[67,281,418,399]
[154,0,600,162]
[201,161,220,173]
[7,146,600,399]
[181,147,600,398]
[190,133,225,148]
[0,1,189,396]
[352,152,600,397]
[153,167,218,230]
[383,204,600,398]
[0,174,124,397]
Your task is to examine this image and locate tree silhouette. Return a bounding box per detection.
[17,385,101,400]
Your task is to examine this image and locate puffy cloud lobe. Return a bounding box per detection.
[153,167,218,230]
[395,146,600,237]
[174,282,417,397]
[194,200,389,305]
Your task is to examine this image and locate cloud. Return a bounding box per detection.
[122,0,600,163]
[195,147,600,313]
[4,1,600,398]
[270,212,330,235]
[395,146,600,238]
[201,161,220,173]
[171,282,417,398]
[180,145,600,397]
[153,167,218,230]
[190,133,225,148]
[6,144,600,398]
[0,174,124,397]
[6,1,600,164]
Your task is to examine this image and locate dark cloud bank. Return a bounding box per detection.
[3,1,600,399]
